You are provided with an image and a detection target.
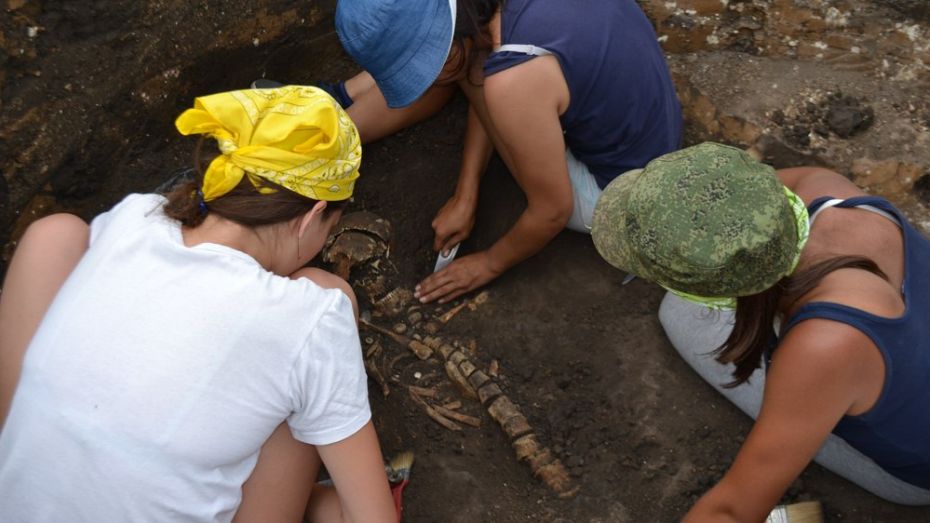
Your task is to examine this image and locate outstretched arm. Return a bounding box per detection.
[432,103,495,254]
[684,320,876,522]
[416,56,571,303]
[306,421,396,523]
[344,71,456,145]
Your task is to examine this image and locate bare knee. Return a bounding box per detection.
[292,268,359,319]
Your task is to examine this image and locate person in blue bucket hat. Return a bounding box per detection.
[335,0,457,109]
[325,0,682,304]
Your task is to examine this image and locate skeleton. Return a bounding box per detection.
[363,318,579,498]
[327,211,580,499]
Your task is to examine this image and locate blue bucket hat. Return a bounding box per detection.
[336,0,456,109]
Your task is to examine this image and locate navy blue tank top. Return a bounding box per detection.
[783,196,930,489]
[484,0,682,189]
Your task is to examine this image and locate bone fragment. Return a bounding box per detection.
[477,382,503,405]
[407,385,438,398]
[438,344,455,359]
[333,258,351,280]
[449,350,467,366]
[432,405,481,428]
[526,448,554,470]
[438,301,468,323]
[467,290,490,311]
[386,353,408,381]
[535,461,580,499]
[488,359,499,378]
[365,340,382,359]
[512,434,541,460]
[458,360,477,379]
[468,370,492,394]
[360,319,432,359]
[363,356,390,397]
[501,413,533,439]
[444,360,478,400]
[408,388,461,431]
[487,396,521,425]
[441,401,462,410]
[408,340,433,360]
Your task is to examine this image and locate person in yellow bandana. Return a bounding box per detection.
[0,87,396,523]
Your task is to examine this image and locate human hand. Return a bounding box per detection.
[432,194,476,255]
[415,251,500,304]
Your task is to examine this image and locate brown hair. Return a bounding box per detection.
[715,255,887,387]
[163,138,347,228]
[436,0,503,86]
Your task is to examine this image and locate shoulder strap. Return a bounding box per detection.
[807,195,902,229]
[494,44,552,56]
[783,302,873,338]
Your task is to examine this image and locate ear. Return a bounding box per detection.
[297,200,328,238]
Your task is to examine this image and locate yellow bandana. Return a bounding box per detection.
[175,86,361,202]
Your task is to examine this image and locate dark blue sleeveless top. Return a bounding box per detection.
[782,196,930,489]
[484,0,682,189]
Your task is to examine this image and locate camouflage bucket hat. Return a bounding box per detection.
[591,142,799,298]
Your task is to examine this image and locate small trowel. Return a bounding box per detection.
[433,244,460,273]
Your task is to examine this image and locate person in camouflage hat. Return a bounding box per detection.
[591,142,807,307]
[590,141,930,519]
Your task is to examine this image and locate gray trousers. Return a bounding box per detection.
[658,293,930,505]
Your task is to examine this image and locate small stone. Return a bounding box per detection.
[392,322,407,335]
[784,124,811,148]
[825,96,874,138]
[770,109,786,125]
[914,174,930,205]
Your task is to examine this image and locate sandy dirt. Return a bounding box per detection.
[2,1,930,521]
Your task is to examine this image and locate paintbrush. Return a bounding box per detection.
[765,501,823,523]
[387,451,415,522]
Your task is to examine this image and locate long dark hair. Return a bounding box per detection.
[163,138,346,228]
[437,0,503,85]
[716,255,888,387]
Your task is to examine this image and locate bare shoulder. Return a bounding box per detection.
[291,267,359,318]
[775,292,887,414]
[776,166,865,203]
[484,55,569,114]
[770,318,870,401]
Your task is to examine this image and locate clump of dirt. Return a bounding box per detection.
[773,91,875,149]
[914,174,930,205]
[824,94,876,138]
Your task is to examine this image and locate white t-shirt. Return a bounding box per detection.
[0,194,370,522]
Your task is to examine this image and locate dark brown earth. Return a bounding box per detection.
[2,1,930,521]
